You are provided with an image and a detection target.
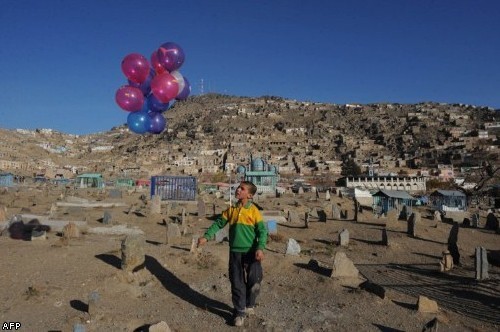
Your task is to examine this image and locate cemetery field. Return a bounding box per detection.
[0,185,499,331]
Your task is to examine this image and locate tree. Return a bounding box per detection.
[341,159,361,176]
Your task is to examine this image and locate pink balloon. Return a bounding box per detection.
[121,53,150,84]
[151,50,167,74]
[115,85,145,112]
[151,72,179,103]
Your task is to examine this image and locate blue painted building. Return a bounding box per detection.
[0,173,14,187]
[236,157,280,196]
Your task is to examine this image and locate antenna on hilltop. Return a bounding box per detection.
[199,78,204,95]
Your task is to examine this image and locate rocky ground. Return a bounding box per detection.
[0,183,499,331]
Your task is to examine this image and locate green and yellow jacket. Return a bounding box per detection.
[203,200,268,253]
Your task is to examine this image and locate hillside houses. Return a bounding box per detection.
[0,96,497,189]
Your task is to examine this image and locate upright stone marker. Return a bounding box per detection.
[304,212,309,228]
[447,222,460,265]
[332,204,341,220]
[197,199,206,218]
[339,229,349,246]
[121,234,145,272]
[288,210,300,223]
[381,228,389,246]
[166,223,182,245]
[286,238,301,255]
[102,211,112,225]
[407,213,416,238]
[325,190,331,201]
[150,195,161,215]
[475,246,489,280]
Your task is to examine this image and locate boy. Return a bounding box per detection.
[198,181,268,327]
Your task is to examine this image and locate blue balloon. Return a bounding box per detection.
[148,112,166,134]
[147,93,170,112]
[127,110,150,134]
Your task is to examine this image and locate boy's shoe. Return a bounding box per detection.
[234,316,245,327]
[245,307,255,316]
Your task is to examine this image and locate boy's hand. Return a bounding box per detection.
[255,249,264,261]
[197,237,207,247]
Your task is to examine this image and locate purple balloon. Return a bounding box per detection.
[157,42,185,72]
[147,94,170,112]
[127,110,150,134]
[151,72,179,103]
[176,77,191,100]
[148,112,167,134]
[115,85,145,112]
[121,53,150,84]
[128,69,155,96]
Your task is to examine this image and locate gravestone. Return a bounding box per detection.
[439,250,453,272]
[447,222,460,265]
[407,213,416,238]
[197,199,206,218]
[121,233,145,272]
[309,207,319,219]
[304,212,309,228]
[286,238,301,255]
[332,204,341,220]
[102,211,112,225]
[386,209,398,226]
[62,222,81,239]
[108,189,122,199]
[331,252,359,278]
[339,229,349,246]
[325,190,331,201]
[166,223,182,245]
[381,228,389,246]
[399,205,408,220]
[471,213,479,228]
[150,195,161,215]
[181,208,187,235]
[288,210,300,223]
[433,210,441,222]
[190,236,199,254]
[317,209,327,222]
[212,203,217,217]
[87,291,101,319]
[298,187,304,195]
[475,246,489,280]
[485,213,499,231]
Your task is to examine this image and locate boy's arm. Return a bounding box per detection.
[202,214,229,241]
[254,210,268,251]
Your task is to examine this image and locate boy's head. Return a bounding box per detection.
[235,181,257,201]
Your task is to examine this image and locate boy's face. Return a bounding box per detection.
[235,183,252,201]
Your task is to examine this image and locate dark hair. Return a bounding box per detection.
[241,181,257,195]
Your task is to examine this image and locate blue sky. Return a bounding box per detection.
[1,0,499,134]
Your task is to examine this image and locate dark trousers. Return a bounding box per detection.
[229,251,263,317]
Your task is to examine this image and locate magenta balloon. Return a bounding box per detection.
[148,112,166,134]
[157,42,185,72]
[121,53,150,84]
[176,76,191,101]
[150,50,166,74]
[115,85,145,112]
[151,72,179,103]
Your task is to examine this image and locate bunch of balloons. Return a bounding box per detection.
[115,41,191,134]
